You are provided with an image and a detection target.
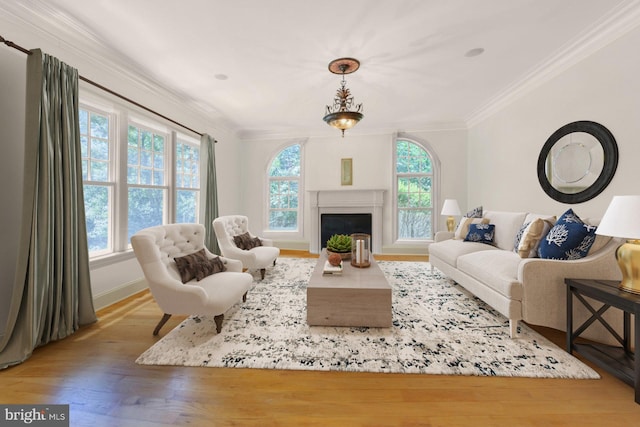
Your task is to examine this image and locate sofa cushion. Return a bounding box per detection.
[429,238,498,267]
[582,218,612,254]
[482,211,528,251]
[538,209,597,260]
[524,213,557,224]
[457,250,524,300]
[464,223,495,245]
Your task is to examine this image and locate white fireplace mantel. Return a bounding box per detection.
[309,189,385,254]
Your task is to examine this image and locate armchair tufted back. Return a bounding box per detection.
[131,223,207,271]
[215,215,250,238]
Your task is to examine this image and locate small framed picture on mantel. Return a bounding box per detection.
[341,158,352,186]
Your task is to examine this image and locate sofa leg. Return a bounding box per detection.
[153,313,172,336]
[214,314,224,333]
[260,268,266,280]
[243,291,247,302]
[509,319,518,338]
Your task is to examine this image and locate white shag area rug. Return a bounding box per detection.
[136,258,599,379]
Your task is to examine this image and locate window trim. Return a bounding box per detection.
[392,133,441,244]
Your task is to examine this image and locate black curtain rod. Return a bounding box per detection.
[1,34,209,139]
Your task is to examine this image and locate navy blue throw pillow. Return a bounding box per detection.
[537,209,596,260]
[464,223,495,245]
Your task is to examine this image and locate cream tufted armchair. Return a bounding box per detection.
[213,215,280,280]
[131,223,253,335]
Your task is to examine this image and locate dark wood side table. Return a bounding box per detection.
[565,278,640,404]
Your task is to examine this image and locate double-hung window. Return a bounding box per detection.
[175,138,200,223]
[81,94,203,262]
[126,124,169,242]
[80,106,114,256]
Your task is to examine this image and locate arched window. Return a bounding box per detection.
[394,137,437,240]
[268,144,301,231]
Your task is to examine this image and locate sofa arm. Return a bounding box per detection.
[434,231,455,242]
[517,238,623,343]
[518,238,622,284]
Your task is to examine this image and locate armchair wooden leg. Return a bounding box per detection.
[214,314,224,333]
[273,259,276,266]
[260,268,266,280]
[243,291,247,302]
[153,313,172,336]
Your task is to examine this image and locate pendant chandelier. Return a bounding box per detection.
[323,57,363,137]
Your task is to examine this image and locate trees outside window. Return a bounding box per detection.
[175,139,200,223]
[395,138,434,240]
[268,144,301,231]
[80,107,113,256]
[126,124,168,242]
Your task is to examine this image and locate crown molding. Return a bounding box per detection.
[238,120,467,141]
[466,0,640,128]
[0,0,236,137]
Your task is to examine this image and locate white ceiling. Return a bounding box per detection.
[2,0,639,139]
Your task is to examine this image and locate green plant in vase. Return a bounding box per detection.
[326,234,352,260]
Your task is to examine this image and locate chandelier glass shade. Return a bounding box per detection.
[323,58,363,137]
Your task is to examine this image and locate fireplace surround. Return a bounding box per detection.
[309,190,384,254]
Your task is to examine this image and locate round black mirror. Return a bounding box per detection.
[537,121,618,204]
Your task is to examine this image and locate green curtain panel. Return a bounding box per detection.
[0,49,96,369]
[202,134,220,254]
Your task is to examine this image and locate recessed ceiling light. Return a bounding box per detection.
[465,48,485,58]
[214,74,228,80]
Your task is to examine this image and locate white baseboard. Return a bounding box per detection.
[380,245,428,255]
[274,240,310,251]
[93,279,148,311]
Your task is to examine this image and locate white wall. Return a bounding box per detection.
[241,128,467,254]
[468,25,640,218]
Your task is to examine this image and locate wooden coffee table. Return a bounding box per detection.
[306,250,392,327]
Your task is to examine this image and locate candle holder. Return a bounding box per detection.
[350,233,371,268]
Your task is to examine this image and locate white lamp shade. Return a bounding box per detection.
[441,199,461,216]
[595,195,640,239]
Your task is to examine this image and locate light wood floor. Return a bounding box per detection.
[2,251,639,426]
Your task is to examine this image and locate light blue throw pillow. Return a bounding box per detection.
[537,209,596,260]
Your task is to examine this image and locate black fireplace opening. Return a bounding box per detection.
[321,213,372,250]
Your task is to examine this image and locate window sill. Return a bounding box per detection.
[89,250,136,269]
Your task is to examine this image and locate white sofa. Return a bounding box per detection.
[428,210,623,343]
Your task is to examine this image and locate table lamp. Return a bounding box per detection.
[595,195,640,294]
[441,199,461,233]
